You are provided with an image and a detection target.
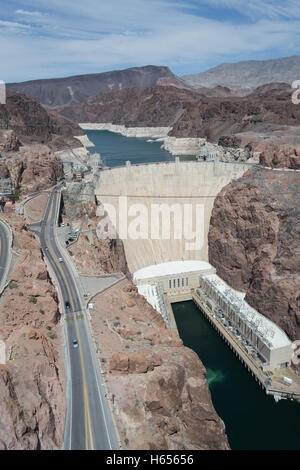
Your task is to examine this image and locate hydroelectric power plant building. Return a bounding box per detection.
[134,261,293,372]
[198,275,292,370]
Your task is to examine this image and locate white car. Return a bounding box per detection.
[58,257,63,262]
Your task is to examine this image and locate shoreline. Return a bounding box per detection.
[79,123,204,156]
[79,123,257,160]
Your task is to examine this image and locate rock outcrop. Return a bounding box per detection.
[0,215,65,449]
[69,234,129,276]
[208,167,300,342]
[61,181,129,276]
[0,144,63,195]
[259,143,300,170]
[0,130,21,152]
[0,91,84,151]
[90,279,229,450]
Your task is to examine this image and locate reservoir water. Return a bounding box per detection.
[86,129,300,450]
[172,301,300,450]
[86,130,195,167]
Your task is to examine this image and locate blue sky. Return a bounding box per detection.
[0,0,300,82]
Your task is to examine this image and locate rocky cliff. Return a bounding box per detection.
[61,183,129,276]
[91,279,229,450]
[57,83,300,144]
[7,66,190,108]
[258,142,300,170]
[0,215,65,449]
[0,141,64,196]
[0,90,82,197]
[0,91,84,151]
[208,167,300,342]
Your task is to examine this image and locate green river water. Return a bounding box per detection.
[172,301,300,450]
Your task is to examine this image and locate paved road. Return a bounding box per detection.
[37,189,118,450]
[0,220,11,290]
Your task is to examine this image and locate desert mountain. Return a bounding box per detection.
[0,90,84,197]
[56,83,300,143]
[7,65,190,108]
[0,91,84,150]
[183,55,300,90]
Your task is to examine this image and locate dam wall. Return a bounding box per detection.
[95,161,251,273]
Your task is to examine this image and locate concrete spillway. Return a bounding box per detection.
[95,160,251,273]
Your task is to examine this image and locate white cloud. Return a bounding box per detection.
[199,0,300,20]
[0,20,31,29]
[16,9,44,17]
[0,0,299,81]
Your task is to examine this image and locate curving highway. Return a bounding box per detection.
[0,220,11,291]
[37,189,118,450]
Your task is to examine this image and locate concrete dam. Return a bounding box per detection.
[95,160,299,397]
[95,160,250,273]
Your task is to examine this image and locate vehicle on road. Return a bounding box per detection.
[72,339,79,349]
[65,300,71,309]
[58,257,63,262]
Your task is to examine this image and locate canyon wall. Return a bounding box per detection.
[0,91,84,151]
[58,84,300,146]
[208,167,300,342]
[0,142,63,196]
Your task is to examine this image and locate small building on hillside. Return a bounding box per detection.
[0,178,13,196]
[73,167,85,182]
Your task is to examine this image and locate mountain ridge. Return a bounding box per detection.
[183,55,300,89]
[55,83,300,144]
[7,65,191,108]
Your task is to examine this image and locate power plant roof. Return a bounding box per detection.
[203,274,292,349]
